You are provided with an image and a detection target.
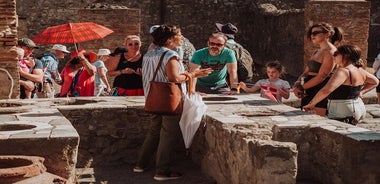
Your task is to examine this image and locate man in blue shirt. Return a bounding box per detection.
[39,44,70,98]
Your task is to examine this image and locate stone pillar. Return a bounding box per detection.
[0,0,19,99]
[305,0,370,65]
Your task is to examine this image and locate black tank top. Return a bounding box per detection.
[329,69,362,99]
[113,54,143,89]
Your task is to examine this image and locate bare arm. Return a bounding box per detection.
[227,62,238,89]
[106,55,121,76]
[360,68,379,95]
[304,68,348,109]
[166,57,191,83]
[189,63,201,93]
[98,67,111,91]
[239,82,260,93]
[20,69,43,83]
[78,54,96,76]
[19,80,35,91]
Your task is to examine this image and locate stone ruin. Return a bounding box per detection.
[0,95,378,183]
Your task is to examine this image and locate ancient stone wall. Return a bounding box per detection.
[369,0,380,63]
[0,0,19,99]
[305,0,370,66]
[6,0,380,99]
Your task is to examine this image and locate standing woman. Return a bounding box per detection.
[107,35,144,96]
[134,24,212,181]
[293,22,344,116]
[303,45,378,125]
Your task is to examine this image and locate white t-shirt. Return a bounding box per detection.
[254,78,290,102]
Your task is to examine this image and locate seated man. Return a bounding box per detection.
[215,22,256,83]
[190,32,238,94]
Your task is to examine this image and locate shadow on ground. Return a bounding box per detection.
[90,157,216,184]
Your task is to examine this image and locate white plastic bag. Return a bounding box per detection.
[179,93,207,149]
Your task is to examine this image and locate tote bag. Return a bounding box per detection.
[144,51,183,115]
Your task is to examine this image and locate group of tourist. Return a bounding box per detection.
[292,22,378,125]
[15,21,379,181]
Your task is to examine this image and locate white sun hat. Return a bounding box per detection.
[51,44,70,53]
[97,48,111,56]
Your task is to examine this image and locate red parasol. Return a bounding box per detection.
[32,22,113,45]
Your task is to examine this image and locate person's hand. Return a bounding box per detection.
[303,103,315,114]
[105,86,112,93]
[292,83,304,98]
[135,68,142,75]
[193,68,213,78]
[77,52,87,61]
[238,82,247,91]
[122,67,135,74]
[198,92,207,96]
[359,91,364,99]
[222,90,238,95]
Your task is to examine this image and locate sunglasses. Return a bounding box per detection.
[333,51,340,57]
[128,42,140,46]
[310,30,327,36]
[208,42,224,47]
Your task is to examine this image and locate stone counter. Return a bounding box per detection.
[0,95,379,184]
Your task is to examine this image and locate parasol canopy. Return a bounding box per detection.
[32,22,113,44]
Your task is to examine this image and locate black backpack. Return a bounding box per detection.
[226,42,256,82]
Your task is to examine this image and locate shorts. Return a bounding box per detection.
[327,98,366,121]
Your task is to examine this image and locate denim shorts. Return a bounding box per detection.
[327,98,366,121]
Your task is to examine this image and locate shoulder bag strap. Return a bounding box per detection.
[151,50,169,82]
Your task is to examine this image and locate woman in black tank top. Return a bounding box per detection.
[293,22,344,116]
[106,35,144,96]
[303,45,379,125]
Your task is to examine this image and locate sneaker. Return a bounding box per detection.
[153,172,182,181]
[133,166,144,173]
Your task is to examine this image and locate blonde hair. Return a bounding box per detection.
[125,35,141,43]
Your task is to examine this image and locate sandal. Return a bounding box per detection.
[153,171,182,181]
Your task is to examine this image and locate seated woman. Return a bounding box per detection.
[303,45,379,125]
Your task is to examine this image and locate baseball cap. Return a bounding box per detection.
[215,23,238,39]
[109,47,127,57]
[149,25,160,34]
[51,44,70,53]
[18,38,39,49]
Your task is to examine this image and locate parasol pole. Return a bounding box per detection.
[69,23,78,52]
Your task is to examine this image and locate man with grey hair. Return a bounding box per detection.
[215,22,256,83]
[190,32,238,94]
[38,44,70,98]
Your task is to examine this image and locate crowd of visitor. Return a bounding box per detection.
[13,21,380,181]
